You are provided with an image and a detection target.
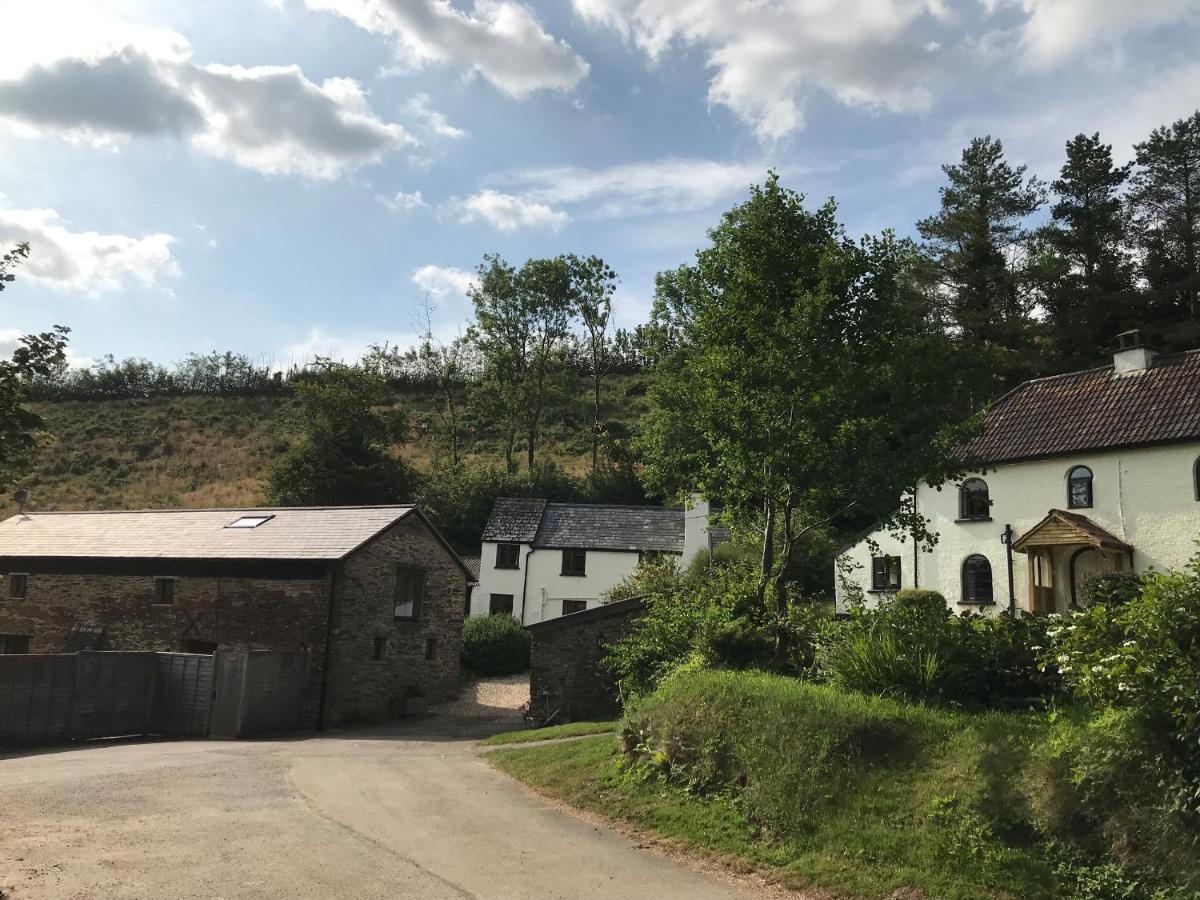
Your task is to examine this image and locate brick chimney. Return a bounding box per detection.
[1113,330,1157,375]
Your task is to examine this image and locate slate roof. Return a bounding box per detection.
[462,556,481,581]
[962,349,1200,465]
[0,506,418,561]
[481,498,547,543]
[532,503,685,553]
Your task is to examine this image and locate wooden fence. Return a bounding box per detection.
[0,650,309,751]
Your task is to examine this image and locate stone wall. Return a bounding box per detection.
[527,597,645,723]
[326,514,468,724]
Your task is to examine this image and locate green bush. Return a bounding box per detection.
[1078,570,1144,608]
[1049,552,1200,811]
[893,588,949,613]
[462,615,531,676]
[704,618,775,670]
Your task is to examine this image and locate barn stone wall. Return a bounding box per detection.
[527,597,646,723]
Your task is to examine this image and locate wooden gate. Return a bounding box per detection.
[0,654,76,748]
[149,652,214,737]
[211,650,309,738]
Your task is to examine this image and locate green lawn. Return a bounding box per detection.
[480,720,618,746]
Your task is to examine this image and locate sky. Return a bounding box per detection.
[1,0,1198,368]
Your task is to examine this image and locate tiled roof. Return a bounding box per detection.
[962,349,1200,464]
[481,498,547,543]
[462,556,481,581]
[0,506,416,561]
[533,503,684,552]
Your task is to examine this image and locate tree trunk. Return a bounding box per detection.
[527,430,536,470]
[504,431,516,474]
[773,498,797,668]
[591,372,601,480]
[757,496,775,607]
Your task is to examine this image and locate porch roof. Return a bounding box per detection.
[1011,509,1133,554]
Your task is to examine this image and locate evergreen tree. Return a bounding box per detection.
[1038,133,1136,369]
[917,136,1046,383]
[1129,111,1200,350]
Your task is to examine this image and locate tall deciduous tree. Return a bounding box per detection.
[639,174,986,661]
[265,364,412,505]
[1037,133,1137,369]
[1129,111,1200,349]
[565,254,617,480]
[469,254,573,472]
[918,136,1045,383]
[0,242,70,492]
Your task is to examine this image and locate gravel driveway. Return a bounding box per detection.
[0,682,758,899]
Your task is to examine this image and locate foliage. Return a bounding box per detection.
[0,242,30,292]
[602,557,761,699]
[461,614,531,676]
[1035,133,1137,370]
[640,172,988,665]
[817,596,1058,707]
[1078,570,1144,608]
[1049,554,1200,810]
[481,719,616,745]
[918,135,1046,383]
[265,364,413,505]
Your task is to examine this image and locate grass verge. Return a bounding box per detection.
[481,720,618,746]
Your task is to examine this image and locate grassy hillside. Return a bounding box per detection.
[9,374,652,517]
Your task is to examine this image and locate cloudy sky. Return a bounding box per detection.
[2,0,1198,366]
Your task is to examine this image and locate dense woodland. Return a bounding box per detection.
[2,112,1199,562]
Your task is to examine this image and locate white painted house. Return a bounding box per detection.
[471,497,725,625]
[838,335,1200,615]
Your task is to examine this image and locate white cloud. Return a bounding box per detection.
[281,326,422,364]
[411,264,476,298]
[378,189,427,211]
[0,20,415,179]
[572,0,949,141]
[500,157,772,218]
[456,189,569,232]
[404,92,467,139]
[298,0,589,97]
[0,206,179,296]
[1013,0,1196,68]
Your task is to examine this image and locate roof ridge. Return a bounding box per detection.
[544,502,684,512]
[15,504,417,516]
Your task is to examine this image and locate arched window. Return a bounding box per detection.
[958,478,991,520]
[962,555,993,604]
[1068,466,1093,509]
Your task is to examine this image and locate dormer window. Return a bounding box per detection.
[225,515,275,529]
[958,478,991,521]
[1067,466,1093,509]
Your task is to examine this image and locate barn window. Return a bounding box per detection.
[6,573,28,600]
[372,636,387,661]
[495,543,520,569]
[561,548,587,576]
[962,555,994,604]
[562,599,587,615]
[1068,466,1093,509]
[394,567,425,620]
[425,638,438,661]
[153,577,175,606]
[0,634,30,654]
[870,556,902,591]
[958,478,991,520]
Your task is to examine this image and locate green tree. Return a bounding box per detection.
[918,136,1046,382]
[469,254,573,472]
[265,364,412,505]
[639,174,986,662]
[1037,133,1137,369]
[1129,111,1200,349]
[0,242,70,491]
[564,254,617,480]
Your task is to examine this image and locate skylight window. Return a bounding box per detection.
[225,515,275,529]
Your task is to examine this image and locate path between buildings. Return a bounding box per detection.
[0,679,767,900]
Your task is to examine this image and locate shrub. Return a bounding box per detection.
[1050,553,1200,811]
[704,618,775,670]
[462,615,531,676]
[1077,570,1144,608]
[893,588,949,613]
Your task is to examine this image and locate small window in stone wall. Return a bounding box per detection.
[373,636,387,661]
[6,573,28,600]
[394,567,425,620]
[425,638,437,660]
[153,577,175,606]
[0,634,31,654]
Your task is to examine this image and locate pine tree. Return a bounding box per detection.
[1129,111,1200,350]
[1038,133,1136,370]
[917,136,1046,383]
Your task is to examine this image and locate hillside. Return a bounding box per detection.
[9,375,653,518]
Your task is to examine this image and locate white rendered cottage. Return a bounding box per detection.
[471,497,726,625]
[838,335,1200,615]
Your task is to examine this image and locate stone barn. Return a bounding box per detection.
[0,505,471,726]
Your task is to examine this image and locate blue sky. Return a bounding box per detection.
[2,0,1198,367]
